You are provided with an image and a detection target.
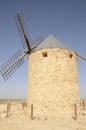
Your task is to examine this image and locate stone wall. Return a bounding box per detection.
[28,48,80,119]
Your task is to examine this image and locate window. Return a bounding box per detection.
[42,52,48,57]
[69,54,73,58]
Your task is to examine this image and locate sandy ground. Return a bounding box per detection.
[0,103,86,130]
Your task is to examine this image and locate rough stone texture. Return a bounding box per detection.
[28,48,80,119]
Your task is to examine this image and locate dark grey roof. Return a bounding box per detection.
[32,35,71,51]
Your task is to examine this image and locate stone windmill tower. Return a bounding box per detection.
[28,35,80,119]
[0,13,86,119]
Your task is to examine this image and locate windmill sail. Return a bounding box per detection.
[15,13,31,51]
[15,13,44,51]
[31,35,44,50]
[0,50,24,81]
[76,53,86,61]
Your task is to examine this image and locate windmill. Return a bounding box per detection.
[0,13,86,119]
[0,13,44,81]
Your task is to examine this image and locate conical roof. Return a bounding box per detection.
[33,35,71,51]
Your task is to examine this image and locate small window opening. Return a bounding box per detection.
[42,52,48,57]
[70,54,73,58]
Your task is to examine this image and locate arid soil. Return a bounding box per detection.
[0,101,86,130]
